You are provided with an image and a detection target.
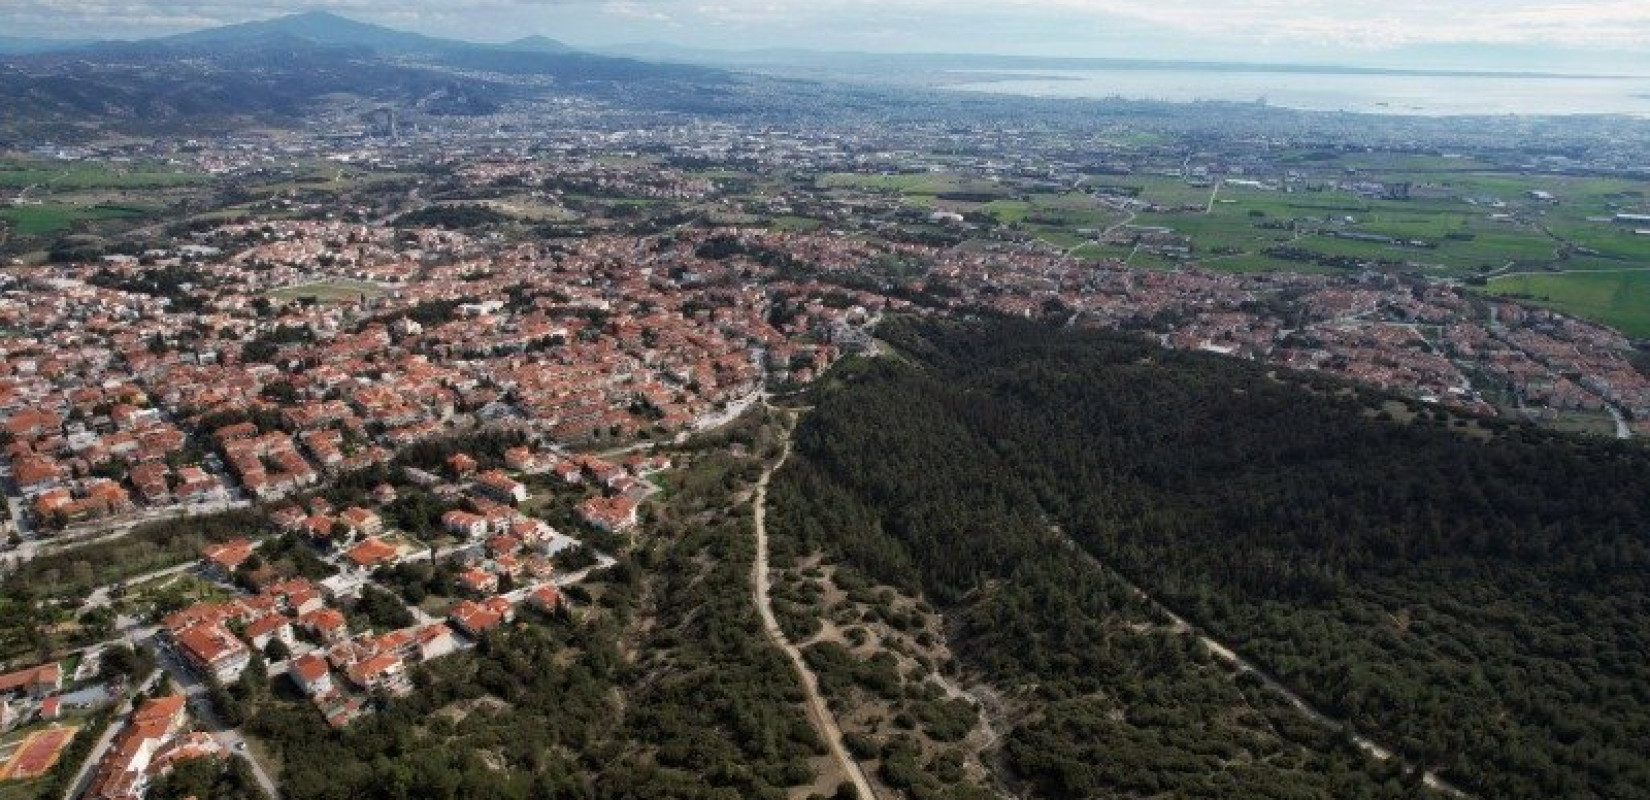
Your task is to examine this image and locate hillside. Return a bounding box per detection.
[769,316,1650,800]
[0,12,726,139]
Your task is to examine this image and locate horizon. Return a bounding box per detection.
[5,2,1650,74]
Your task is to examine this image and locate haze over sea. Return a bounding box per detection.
[949,68,1650,117]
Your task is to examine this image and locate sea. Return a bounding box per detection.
[947,67,1650,117]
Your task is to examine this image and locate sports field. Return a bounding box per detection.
[0,726,78,781]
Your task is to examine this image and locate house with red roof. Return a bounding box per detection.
[345,536,400,572]
[442,509,487,538]
[473,469,527,504]
[298,608,350,644]
[448,597,512,637]
[457,567,499,596]
[339,506,383,536]
[170,622,251,682]
[290,653,334,697]
[0,662,61,700]
[527,584,562,614]
[577,495,639,532]
[345,653,409,695]
[201,538,256,580]
[447,453,478,479]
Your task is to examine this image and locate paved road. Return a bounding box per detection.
[157,648,281,798]
[7,499,249,567]
[750,416,879,800]
[60,671,164,800]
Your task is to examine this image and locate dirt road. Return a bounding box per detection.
[751,425,879,800]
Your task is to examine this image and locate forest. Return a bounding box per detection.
[767,315,1650,800]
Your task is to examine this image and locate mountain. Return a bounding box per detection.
[0,12,729,140]
[0,36,93,55]
[158,10,454,56]
[498,35,576,55]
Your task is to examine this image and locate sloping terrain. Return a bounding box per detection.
[770,316,1650,800]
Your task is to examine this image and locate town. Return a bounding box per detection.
[2,42,1650,800]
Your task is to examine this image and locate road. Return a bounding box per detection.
[6,498,249,568]
[1061,538,1472,799]
[1606,404,1632,439]
[59,672,163,800]
[157,648,281,798]
[751,416,879,800]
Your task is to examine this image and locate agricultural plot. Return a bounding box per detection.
[0,160,207,190]
[0,204,150,236]
[1486,269,1650,337]
[817,171,1009,197]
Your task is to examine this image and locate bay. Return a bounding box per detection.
[948,67,1650,117]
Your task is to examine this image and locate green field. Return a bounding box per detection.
[268,279,387,304]
[0,160,207,190]
[818,171,1008,197]
[1487,269,1650,337]
[770,215,825,232]
[0,204,151,235]
[829,163,1650,278]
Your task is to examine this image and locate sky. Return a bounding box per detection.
[6,0,1650,69]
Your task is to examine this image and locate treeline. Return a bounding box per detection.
[771,316,1650,800]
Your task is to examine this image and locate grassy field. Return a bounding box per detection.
[1486,269,1650,337]
[0,204,151,235]
[818,171,1008,197]
[770,215,826,232]
[825,163,1650,279]
[268,279,387,304]
[0,160,208,190]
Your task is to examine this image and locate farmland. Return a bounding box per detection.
[0,204,152,236]
[1486,269,1650,337]
[0,160,208,190]
[811,161,1650,335]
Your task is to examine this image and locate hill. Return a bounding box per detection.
[0,12,726,139]
[770,316,1650,800]
[0,36,91,55]
[158,10,454,54]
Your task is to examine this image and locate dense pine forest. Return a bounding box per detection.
[768,316,1650,800]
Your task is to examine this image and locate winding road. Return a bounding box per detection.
[751,418,879,800]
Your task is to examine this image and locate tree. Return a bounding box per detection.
[235,652,268,702]
[100,643,152,682]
